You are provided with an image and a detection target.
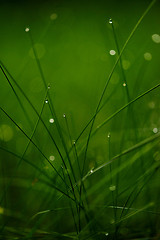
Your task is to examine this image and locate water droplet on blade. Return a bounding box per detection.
[25,27,30,32]
[108,132,111,138]
[49,118,54,123]
[109,50,116,55]
[109,18,112,24]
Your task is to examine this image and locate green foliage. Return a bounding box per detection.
[0,0,160,239]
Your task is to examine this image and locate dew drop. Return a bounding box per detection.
[49,155,55,161]
[48,84,51,89]
[90,168,94,174]
[45,99,49,104]
[109,18,113,24]
[109,50,116,56]
[108,132,111,138]
[72,140,76,145]
[49,118,54,123]
[105,233,109,236]
[63,113,66,118]
[153,128,158,134]
[25,27,30,32]
[109,185,116,191]
[123,83,126,87]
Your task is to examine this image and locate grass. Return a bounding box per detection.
[0,0,160,239]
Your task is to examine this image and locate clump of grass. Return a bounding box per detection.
[0,0,160,239]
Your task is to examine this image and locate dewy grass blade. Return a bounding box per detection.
[0,61,67,176]
[0,64,34,130]
[115,202,155,225]
[91,82,160,139]
[26,29,79,208]
[82,132,160,189]
[0,146,75,202]
[0,106,66,184]
[81,0,157,181]
[79,158,159,237]
[110,20,130,102]
[0,88,55,205]
[0,0,159,238]
[61,165,79,234]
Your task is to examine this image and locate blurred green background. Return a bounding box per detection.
[0,0,160,239]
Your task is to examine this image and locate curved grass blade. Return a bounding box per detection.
[0,106,65,184]
[81,0,157,180]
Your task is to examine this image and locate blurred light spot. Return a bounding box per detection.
[63,113,66,118]
[148,101,155,109]
[111,72,119,85]
[0,207,4,214]
[25,27,30,32]
[153,128,158,133]
[109,185,116,191]
[122,60,130,70]
[152,34,160,43]
[105,233,109,236]
[50,13,58,20]
[144,52,152,61]
[0,125,13,142]
[45,99,49,104]
[49,118,54,123]
[49,155,55,161]
[29,43,46,59]
[123,83,127,87]
[109,50,116,56]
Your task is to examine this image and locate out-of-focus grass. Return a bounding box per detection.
[0,0,160,239]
